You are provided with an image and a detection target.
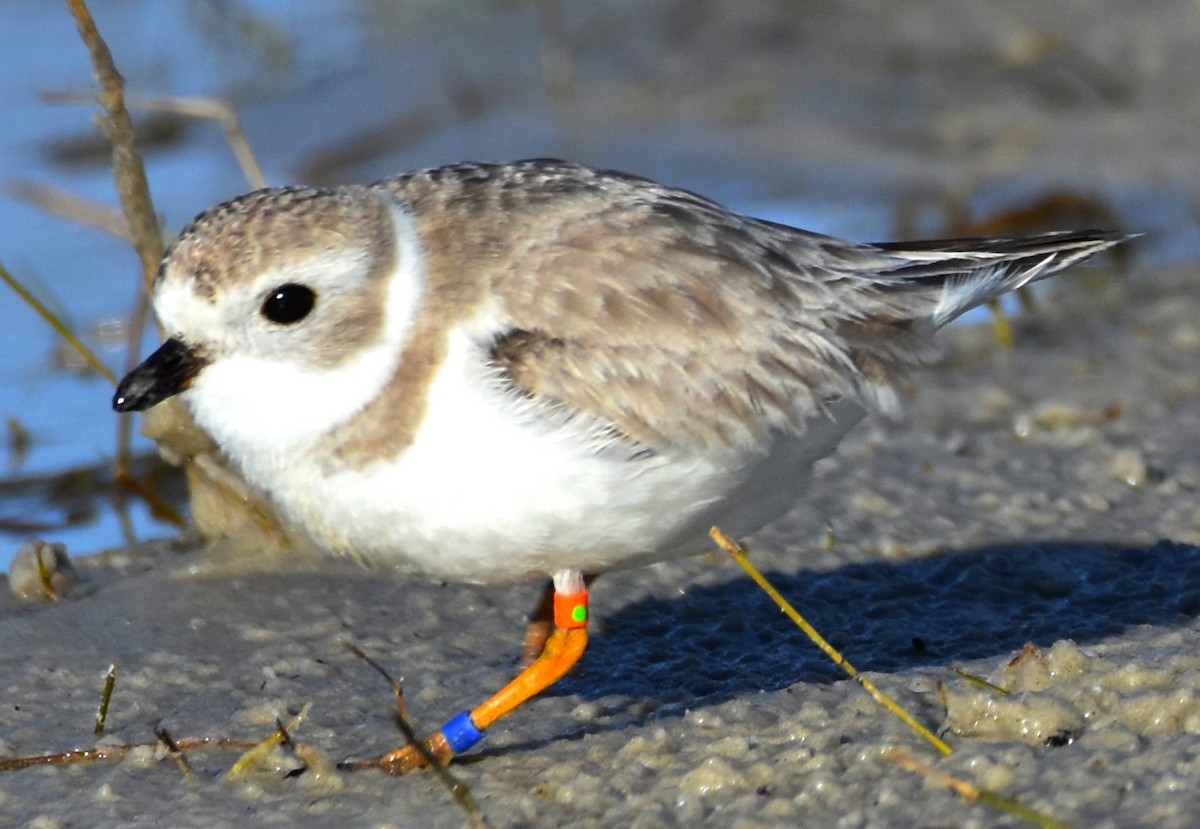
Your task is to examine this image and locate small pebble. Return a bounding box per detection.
[8,540,79,602]
[1108,448,1148,487]
[941,687,1085,745]
[679,757,748,801]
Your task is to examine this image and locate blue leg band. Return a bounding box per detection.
[442,710,485,754]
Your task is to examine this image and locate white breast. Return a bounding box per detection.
[258,327,863,584]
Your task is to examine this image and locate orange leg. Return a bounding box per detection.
[521,580,557,668]
[522,574,597,667]
[350,582,590,775]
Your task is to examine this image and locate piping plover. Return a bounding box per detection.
[113,159,1126,773]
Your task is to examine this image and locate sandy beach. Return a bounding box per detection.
[2,2,1199,826]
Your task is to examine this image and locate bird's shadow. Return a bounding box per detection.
[553,539,1200,714]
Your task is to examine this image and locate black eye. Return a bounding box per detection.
[260,283,316,325]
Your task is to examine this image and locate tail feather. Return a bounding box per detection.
[871,229,1132,328]
[827,228,1133,417]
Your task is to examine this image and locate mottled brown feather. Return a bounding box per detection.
[364,161,1126,454]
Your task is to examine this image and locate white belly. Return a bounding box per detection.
[253,333,863,584]
[192,325,863,584]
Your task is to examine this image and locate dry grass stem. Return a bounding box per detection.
[44,90,267,190]
[344,643,493,829]
[887,748,1076,829]
[0,736,260,772]
[225,704,311,780]
[0,260,117,384]
[65,0,163,287]
[94,664,118,735]
[710,526,953,755]
[153,724,194,778]
[65,0,234,545]
[949,666,1011,695]
[6,179,130,239]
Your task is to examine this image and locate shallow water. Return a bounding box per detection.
[0,3,434,568]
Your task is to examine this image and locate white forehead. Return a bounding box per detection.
[153,197,426,350]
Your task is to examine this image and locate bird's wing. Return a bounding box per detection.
[381,161,1124,455]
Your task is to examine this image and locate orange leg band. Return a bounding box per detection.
[553,588,589,629]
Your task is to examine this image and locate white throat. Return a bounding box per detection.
[176,203,428,469]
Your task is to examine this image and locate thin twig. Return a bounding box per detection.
[44,90,267,190]
[344,643,492,828]
[153,724,193,778]
[114,285,160,539]
[0,260,117,384]
[0,737,259,772]
[887,748,1076,829]
[66,0,202,546]
[225,704,311,780]
[710,526,953,755]
[949,666,1011,695]
[94,665,117,735]
[65,0,163,289]
[6,179,130,239]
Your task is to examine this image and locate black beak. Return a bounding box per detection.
[112,337,209,413]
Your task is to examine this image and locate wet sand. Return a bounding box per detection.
[3,1,1200,826]
[3,260,1198,828]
